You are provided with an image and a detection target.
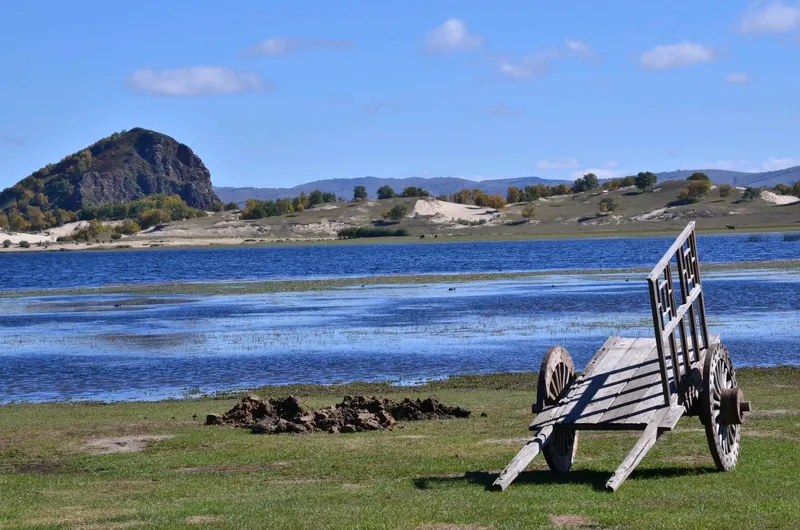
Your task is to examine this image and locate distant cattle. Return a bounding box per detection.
[726,225,736,230]
[420,235,425,239]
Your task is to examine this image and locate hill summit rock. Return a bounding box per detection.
[1,128,219,212]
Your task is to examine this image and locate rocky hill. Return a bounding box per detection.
[1,128,219,214]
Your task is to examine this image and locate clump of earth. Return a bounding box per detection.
[206,395,471,434]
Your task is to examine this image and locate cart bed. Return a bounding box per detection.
[530,334,720,432]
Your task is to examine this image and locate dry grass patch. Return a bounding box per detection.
[81,435,174,454]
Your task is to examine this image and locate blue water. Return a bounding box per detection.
[0,234,798,403]
[1,232,799,291]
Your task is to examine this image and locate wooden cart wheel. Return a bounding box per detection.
[701,343,750,471]
[536,346,578,472]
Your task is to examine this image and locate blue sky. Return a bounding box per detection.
[1,1,800,189]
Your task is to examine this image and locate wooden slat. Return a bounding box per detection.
[647,221,696,282]
[597,346,664,425]
[581,336,621,377]
[570,338,655,424]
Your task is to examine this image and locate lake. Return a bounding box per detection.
[1,233,798,403]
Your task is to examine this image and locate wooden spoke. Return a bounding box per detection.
[536,346,578,472]
[702,343,741,471]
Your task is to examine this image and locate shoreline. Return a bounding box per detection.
[2,366,797,407]
[2,223,800,253]
[1,258,799,298]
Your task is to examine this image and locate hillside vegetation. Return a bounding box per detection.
[0,128,218,232]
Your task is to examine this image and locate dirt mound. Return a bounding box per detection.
[206,395,470,434]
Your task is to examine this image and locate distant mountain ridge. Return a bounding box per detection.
[214,167,800,204]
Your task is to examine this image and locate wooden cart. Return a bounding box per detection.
[494,221,752,492]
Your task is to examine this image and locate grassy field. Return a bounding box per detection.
[1,369,798,529]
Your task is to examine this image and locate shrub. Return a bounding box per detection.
[224,201,239,211]
[521,203,536,219]
[138,209,172,229]
[337,227,408,239]
[506,186,522,204]
[742,187,761,201]
[353,186,368,201]
[18,240,30,248]
[598,197,617,213]
[718,184,733,198]
[687,172,710,182]
[676,180,712,204]
[2,239,10,248]
[117,219,141,235]
[210,202,224,212]
[110,233,122,240]
[56,236,72,242]
[382,204,408,222]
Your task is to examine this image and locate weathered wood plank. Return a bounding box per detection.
[581,336,622,377]
[597,344,663,425]
[571,338,656,424]
[491,426,553,491]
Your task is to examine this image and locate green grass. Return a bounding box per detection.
[1,369,798,529]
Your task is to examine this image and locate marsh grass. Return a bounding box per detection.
[1,369,798,529]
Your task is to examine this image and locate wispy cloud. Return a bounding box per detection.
[639,42,717,70]
[498,51,560,81]
[128,67,269,96]
[244,37,354,57]
[483,105,525,116]
[424,19,484,54]
[565,40,597,60]
[537,158,581,170]
[496,40,593,81]
[0,135,25,146]
[738,1,800,34]
[700,159,752,171]
[762,157,800,170]
[725,72,751,84]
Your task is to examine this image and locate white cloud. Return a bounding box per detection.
[128,67,268,96]
[565,40,596,59]
[537,158,581,170]
[739,1,800,34]
[569,168,624,180]
[424,19,483,53]
[639,42,717,70]
[484,105,524,116]
[762,157,800,170]
[245,37,354,56]
[498,51,560,80]
[725,72,751,84]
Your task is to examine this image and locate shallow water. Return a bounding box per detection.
[1,232,799,291]
[1,266,798,403]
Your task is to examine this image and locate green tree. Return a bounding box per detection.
[8,211,29,232]
[377,185,396,199]
[309,189,324,206]
[18,240,30,248]
[382,204,408,222]
[117,219,141,235]
[598,196,617,213]
[224,201,239,211]
[718,184,733,198]
[0,211,8,230]
[322,192,337,203]
[506,186,522,204]
[793,182,800,198]
[26,206,47,231]
[742,187,761,201]
[210,202,224,212]
[353,185,368,200]
[2,239,10,248]
[620,175,636,187]
[687,172,710,182]
[138,209,172,229]
[401,186,430,198]
[635,172,658,192]
[572,173,600,193]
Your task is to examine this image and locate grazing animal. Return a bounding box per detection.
[420,234,425,239]
[726,225,736,230]
[448,287,456,291]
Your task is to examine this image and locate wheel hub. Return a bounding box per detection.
[719,387,751,425]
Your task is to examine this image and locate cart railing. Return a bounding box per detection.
[647,221,710,406]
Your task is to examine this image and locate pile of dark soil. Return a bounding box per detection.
[206,394,471,434]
